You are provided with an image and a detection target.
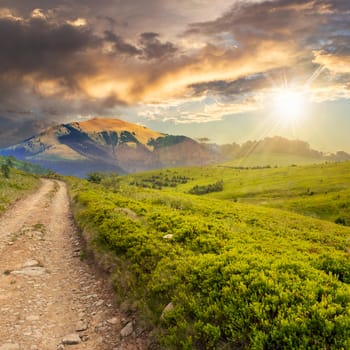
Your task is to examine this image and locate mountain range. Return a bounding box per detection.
[1,117,349,177]
[0,118,217,176]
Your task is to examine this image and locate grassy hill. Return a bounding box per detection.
[67,161,350,349]
[123,161,350,226]
[0,158,40,214]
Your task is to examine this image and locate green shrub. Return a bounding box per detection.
[67,167,350,349]
[335,217,346,226]
[1,163,10,178]
[189,180,224,195]
[87,172,103,183]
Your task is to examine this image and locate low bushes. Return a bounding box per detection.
[68,177,350,349]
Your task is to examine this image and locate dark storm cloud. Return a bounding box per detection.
[103,31,177,59]
[0,16,99,77]
[139,32,178,60]
[0,13,108,143]
[0,115,54,147]
[189,74,267,98]
[104,30,141,56]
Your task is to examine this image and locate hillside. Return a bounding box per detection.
[0,155,50,175]
[67,161,350,348]
[0,163,40,215]
[0,118,217,177]
[124,161,350,226]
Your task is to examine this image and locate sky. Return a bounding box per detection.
[0,0,349,152]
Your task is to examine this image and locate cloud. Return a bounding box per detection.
[189,74,267,98]
[313,51,350,74]
[0,0,349,145]
[139,32,177,60]
[0,115,55,147]
[136,94,259,125]
[0,16,99,75]
[0,12,112,141]
[103,31,177,60]
[182,0,350,100]
[185,0,350,64]
[104,30,141,56]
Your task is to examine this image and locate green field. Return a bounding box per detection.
[68,161,350,349]
[220,152,324,168]
[123,161,350,226]
[0,161,40,215]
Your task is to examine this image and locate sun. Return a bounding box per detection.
[272,88,306,123]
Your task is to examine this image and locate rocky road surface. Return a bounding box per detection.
[0,179,147,350]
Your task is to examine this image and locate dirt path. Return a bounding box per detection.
[0,179,147,350]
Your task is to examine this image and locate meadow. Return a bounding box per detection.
[220,152,324,168]
[68,161,350,349]
[124,161,350,226]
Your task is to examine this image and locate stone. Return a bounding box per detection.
[95,299,104,307]
[80,334,89,342]
[107,317,119,325]
[163,234,174,240]
[120,321,133,337]
[11,267,46,276]
[160,302,174,320]
[76,320,88,332]
[62,333,81,345]
[23,260,40,268]
[0,344,19,350]
[86,294,97,299]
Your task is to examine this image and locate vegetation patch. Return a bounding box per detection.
[123,162,350,226]
[0,159,40,215]
[0,155,51,175]
[148,135,188,148]
[130,172,190,190]
[189,180,223,195]
[67,163,350,349]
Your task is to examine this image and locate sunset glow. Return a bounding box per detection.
[0,0,348,152]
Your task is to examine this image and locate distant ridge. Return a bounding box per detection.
[216,136,350,167]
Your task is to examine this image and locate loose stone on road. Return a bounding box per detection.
[0,179,147,349]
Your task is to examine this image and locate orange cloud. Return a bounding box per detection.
[313,51,350,74]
